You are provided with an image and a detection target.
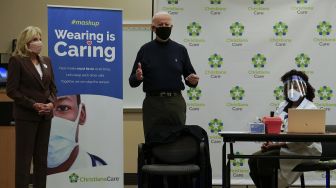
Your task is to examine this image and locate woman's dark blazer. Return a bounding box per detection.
[6,55,57,121]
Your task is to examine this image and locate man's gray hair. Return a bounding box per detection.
[152,11,171,23]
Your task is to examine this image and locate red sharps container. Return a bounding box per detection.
[262,116,282,134]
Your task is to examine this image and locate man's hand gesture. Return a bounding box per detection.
[136,63,143,81]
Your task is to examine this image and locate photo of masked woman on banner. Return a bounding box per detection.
[47,94,107,174]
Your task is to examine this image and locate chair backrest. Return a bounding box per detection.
[321,142,336,158]
[321,125,336,158]
[325,125,336,133]
[151,135,199,164]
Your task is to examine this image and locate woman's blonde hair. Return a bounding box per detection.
[13,26,42,57]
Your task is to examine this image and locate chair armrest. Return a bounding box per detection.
[138,143,145,156]
[199,142,206,187]
[199,142,206,165]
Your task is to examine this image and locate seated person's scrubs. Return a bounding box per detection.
[276,98,321,187]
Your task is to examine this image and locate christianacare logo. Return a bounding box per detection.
[270,22,291,46]
[187,22,202,36]
[317,86,333,101]
[230,86,245,101]
[69,173,79,183]
[208,53,223,69]
[208,118,224,133]
[274,86,285,101]
[187,87,202,101]
[297,0,308,4]
[295,53,310,68]
[210,0,221,4]
[273,22,288,36]
[230,22,245,37]
[67,173,120,183]
[317,21,332,36]
[226,22,248,46]
[184,22,205,46]
[249,0,269,16]
[253,0,265,5]
[186,87,205,111]
[226,86,249,110]
[248,53,270,78]
[167,0,178,4]
[205,53,226,78]
[292,0,313,15]
[315,86,336,110]
[252,53,266,68]
[232,152,245,167]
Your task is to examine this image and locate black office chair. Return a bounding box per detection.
[292,125,336,188]
[138,135,206,188]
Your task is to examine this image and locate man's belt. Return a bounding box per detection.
[146,91,181,97]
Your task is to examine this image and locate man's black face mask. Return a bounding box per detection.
[155,26,172,40]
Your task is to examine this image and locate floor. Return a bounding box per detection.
[27,185,329,188]
[124,185,330,188]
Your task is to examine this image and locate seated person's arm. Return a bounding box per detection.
[261,142,288,152]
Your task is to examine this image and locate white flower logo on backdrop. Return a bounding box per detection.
[248,53,270,78]
[315,86,336,111]
[205,53,226,78]
[186,87,205,111]
[184,22,205,46]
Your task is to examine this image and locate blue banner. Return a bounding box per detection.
[48,6,122,99]
[47,6,123,188]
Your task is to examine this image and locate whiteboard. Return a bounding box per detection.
[122,24,151,110]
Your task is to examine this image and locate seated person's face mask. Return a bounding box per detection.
[285,75,307,102]
[48,104,82,168]
[287,89,302,102]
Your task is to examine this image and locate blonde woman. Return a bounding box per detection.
[6,26,57,188]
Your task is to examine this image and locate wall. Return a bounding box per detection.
[0,0,152,53]
[0,0,150,173]
[0,126,15,188]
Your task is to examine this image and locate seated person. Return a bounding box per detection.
[248,69,322,188]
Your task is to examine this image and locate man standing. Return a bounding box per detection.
[129,11,199,137]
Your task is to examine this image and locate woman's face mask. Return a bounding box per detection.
[28,40,43,54]
[47,104,82,168]
[287,89,302,102]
